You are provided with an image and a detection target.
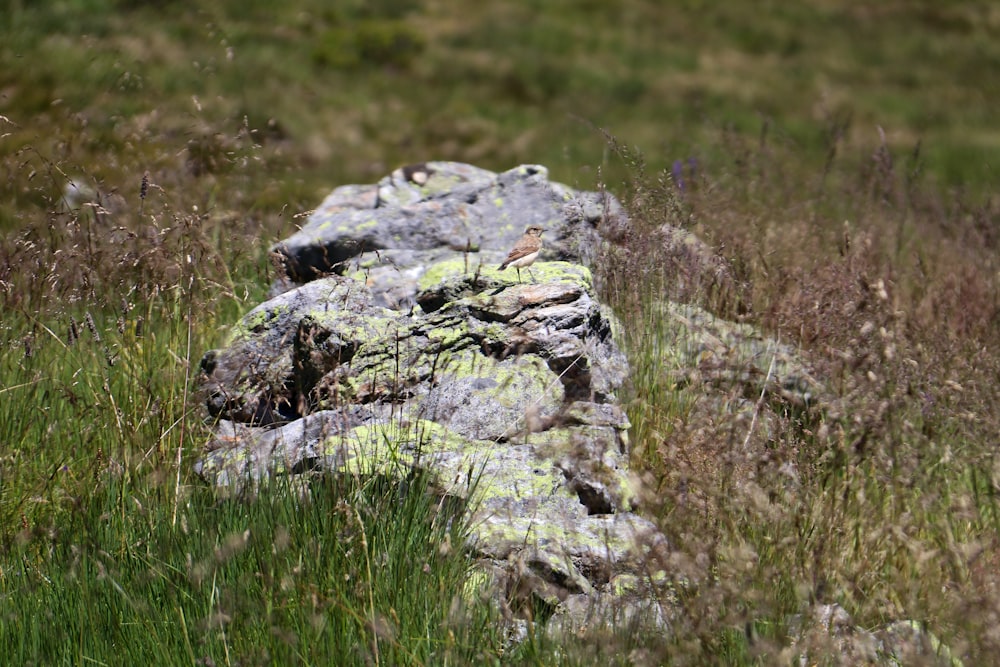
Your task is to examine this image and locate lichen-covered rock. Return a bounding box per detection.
[199,277,393,426]
[651,300,828,410]
[196,163,654,619]
[271,161,626,308]
[787,604,962,667]
[195,161,841,637]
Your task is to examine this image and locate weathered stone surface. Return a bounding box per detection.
[650,300,828,410]
[196,266,638,508]
[271,161,626,308]
[197,163,652,619]
[653,223,736,302]
[200,277,392,426]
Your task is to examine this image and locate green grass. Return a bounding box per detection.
[2,0,1000,663]
[3,473,498,665]
[3,0,999,212]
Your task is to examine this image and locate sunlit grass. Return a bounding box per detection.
[2,472,496,665]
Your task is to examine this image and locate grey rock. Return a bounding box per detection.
[876,620,963,667]
[650,300,828,411]
[271,161,620,307]
[197,163,657,619]
[196,161,840,638]
[417,351,565,441]
[200,277,389,426]
[195,408,379,487]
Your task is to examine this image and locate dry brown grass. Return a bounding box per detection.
[596,125,1000,662]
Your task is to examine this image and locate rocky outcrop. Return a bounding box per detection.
[197,163,666,618]
[194,162,956,659]
[651,300,827,410]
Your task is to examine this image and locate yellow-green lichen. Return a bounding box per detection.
[489,260,592,288]
[530,426,637,509]
[337,218,377,234]
[471,460,565,506]
[314,420,476,488]
[425,324,468,349]
[608,570,671,596]
[304,307,401,340]
[226,303,291,343]
[311,417,569,509]
[417,258,473,291]
[345,268,371,284]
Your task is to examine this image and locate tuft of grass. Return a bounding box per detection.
[2,472,498,665]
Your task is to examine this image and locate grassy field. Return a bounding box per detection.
[2,0,999,663]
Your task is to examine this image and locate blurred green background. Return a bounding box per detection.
[2,0,997,228]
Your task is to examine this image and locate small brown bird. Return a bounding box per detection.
[498,226,544,283]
